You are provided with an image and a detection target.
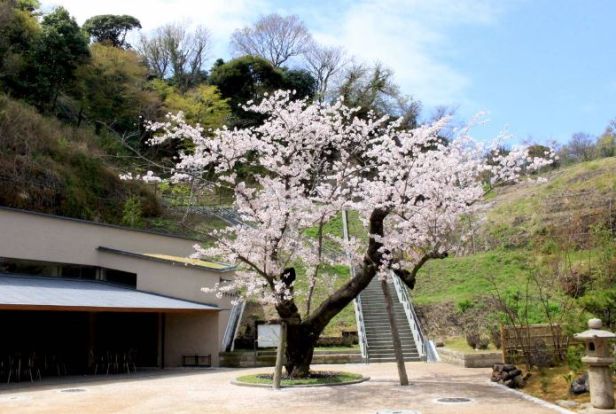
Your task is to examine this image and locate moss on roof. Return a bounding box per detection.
[143,253,231,270]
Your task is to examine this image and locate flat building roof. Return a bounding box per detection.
[0,273,219,313]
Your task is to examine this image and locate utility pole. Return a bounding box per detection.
[381,275,409,386]
[272,321,287,389]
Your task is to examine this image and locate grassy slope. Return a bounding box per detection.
[413,249,531,306]
[413,157,616,308]
[483,157,616,248]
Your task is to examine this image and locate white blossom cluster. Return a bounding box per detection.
[119,170,162,183]
[148,91,553,306]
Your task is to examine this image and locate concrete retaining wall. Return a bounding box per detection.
[219,350,363,367]
[438,347,503,368]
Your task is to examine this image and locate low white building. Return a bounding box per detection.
[0,206,235,372]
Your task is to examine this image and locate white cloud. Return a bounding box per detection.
[40,0,512,107]
[311,0,509,107]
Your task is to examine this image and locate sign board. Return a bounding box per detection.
[257,323,281,348]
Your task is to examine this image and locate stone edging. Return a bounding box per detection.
[488,381,577,414]
[231,375,370,388]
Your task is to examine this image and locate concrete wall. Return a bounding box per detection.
[219,350,363,368]
[165,312,221,367]
[0,207,197,266]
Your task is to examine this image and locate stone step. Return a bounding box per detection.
[366,340,415,346]
[366,337,416,342]
[368,351,419,355]
[366,333,414,337]
[368,350,419,355]
[363,319,408,323]
[363,322,410,327]
[360,308,406,313]
[367,349,419,355]
[368,351,418,356]
[365,330,414,335]
[365,330,413,334]
[368,345,417,352]
[368,357,422,362]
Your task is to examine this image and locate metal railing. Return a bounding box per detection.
[342,210,369,361]
[222,300,246,352]
[391,271,438,362]
[353,294,369,361]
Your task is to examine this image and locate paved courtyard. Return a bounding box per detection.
[0,362,569,414]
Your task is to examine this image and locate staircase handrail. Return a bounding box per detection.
[341,210,368,361]
[222,299,246,352]
[353,293,369,361]
[391,271,432,361]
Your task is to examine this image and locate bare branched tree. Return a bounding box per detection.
[337,62,421,129]
[139,23,211,91]
[230,14,312,67]
[565,132,595,162]
[303,43,348,102]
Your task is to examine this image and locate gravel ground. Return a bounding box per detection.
[0,362,569,414]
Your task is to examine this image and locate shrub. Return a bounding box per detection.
[489,325,502,349]
[476,336,490,350]
[457,299,474,313]
[465,331,480,349]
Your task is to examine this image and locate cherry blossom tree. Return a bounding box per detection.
[147,91,553,377]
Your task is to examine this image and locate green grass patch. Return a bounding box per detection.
[235,371,363,386]
[413,249,532,305]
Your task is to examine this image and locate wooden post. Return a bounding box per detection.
[273,321,287,389]
[381,278,409,386]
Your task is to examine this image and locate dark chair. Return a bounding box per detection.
[24,353,42,382]
[6,355,20,384]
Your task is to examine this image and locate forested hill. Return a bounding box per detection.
[1,1,615,236]
[0,2,416,229]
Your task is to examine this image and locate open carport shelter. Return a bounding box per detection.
[0,273,220,373]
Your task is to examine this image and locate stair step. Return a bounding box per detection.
[357,277,425,362]
[368,354,419,359]
[368,350,419,355]
[365,340,415,345]
[368,358,422,362]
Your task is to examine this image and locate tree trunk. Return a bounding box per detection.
[381,277,409,386]
[284,322,317,378]
[273,208,393,378]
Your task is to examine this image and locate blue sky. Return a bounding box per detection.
[42,0,616,144]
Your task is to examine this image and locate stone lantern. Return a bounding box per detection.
[574,318,616,413]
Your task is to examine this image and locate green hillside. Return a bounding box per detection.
[483,157,616,249]
[0,95,159,224]
[410,157,616,338]
[415,157,616,305]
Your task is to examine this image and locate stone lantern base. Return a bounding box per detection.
[586,409,616,414]
[580,404,616,414]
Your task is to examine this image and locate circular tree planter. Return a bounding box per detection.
[232,371,369,388]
